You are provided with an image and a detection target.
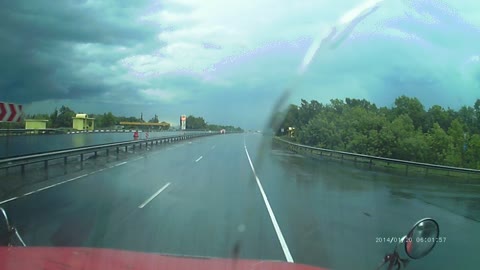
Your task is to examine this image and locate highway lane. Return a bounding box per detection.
[89,133,284,260]
[1,134,285,262]
[1,133,479,270]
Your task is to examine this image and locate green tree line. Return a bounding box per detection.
[186,115,243,132]
[1,106,243,132]
[278,96,480,169]
[0,105,146,129]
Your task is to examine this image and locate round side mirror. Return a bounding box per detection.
[405,218,439,259]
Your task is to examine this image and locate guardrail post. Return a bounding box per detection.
[44,160,48,169]
[64,156,67,165]
[116,147,119,154]
[106,149,109,156]
[94,151,97,157]
[125,145,128,152]
[21,164,25,175]
[79,154,84,170]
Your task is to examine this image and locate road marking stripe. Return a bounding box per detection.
[195,156,203,162]
[115,161,128,167]
[138,182,171,209]
[244,141,294,263]
[0,154,146,205]
[0,197,18,205]
[0,173,89,205]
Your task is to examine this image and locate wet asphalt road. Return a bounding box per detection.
[1,133,479,270]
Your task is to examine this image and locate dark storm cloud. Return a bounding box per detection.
[0,0,158,103]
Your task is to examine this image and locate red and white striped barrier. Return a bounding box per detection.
[0,102,23,122]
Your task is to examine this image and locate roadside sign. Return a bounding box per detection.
[180,115,187,130]
[0,102,23,122]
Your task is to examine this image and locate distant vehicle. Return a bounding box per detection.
[220,129,226,134]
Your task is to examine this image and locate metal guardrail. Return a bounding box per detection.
[0,132,216,172]
[0,129,62,136]
[0,129,214,135]
[275,137,480,175]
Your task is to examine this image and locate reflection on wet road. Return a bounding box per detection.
[1,134,479,270]
[264,137,480,269]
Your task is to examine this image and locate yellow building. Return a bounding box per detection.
[72,114,95,131]
[25,119,48,129]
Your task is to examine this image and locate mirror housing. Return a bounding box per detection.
[404,218,439,259]
[0,208,12,246]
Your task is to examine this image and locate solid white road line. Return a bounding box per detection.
[243,141,294,263]
[195,156,203,162]
[114,161,128,167]
[138,182,171,209]
[0,197,19,205]
[0,154,149,205]
[0,173,89,205]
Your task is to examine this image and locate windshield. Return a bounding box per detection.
[0,0,479,270]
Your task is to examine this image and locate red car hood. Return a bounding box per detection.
[0,247,328,270]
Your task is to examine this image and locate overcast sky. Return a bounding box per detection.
[1,0,479,129]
